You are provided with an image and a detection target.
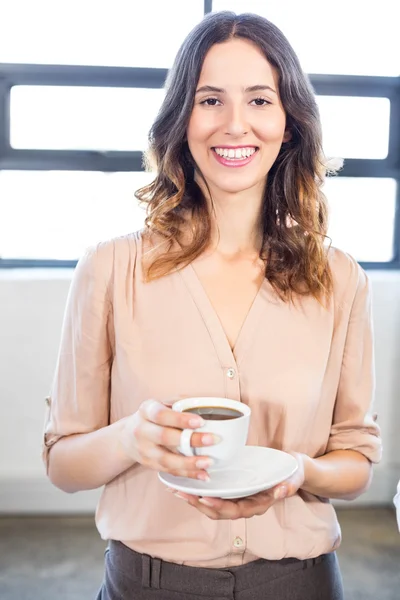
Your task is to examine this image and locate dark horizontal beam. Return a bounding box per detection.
[339,159,399,178]
[0,149,145,171]
[359,261,400,270]
[0,64,169,88]
[0,259,78,269]
[1,258,399,270]
[310,74,400,98]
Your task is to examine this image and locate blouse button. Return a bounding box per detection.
[233,536,244,548]
[226,368,236,379]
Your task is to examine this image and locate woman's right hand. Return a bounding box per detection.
[119,399,219,480]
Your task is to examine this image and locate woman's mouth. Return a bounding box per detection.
[211,146,259,168]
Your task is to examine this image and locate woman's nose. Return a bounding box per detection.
[224,104,249,137]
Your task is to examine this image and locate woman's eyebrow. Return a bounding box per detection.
[196,84,277,95]
[246,84,277,95]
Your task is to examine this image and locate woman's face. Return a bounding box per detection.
[187,38,289,196]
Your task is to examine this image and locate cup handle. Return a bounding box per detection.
[178,429,195,457]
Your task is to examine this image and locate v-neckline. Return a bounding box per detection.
[178,260,268,366]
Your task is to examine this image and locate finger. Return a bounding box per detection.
[233,496,275,518]
[172,494,239,520]
[156,448,212,480]
[270,484,289,500]
[137,419,220,451]
[269,476,301,499]
[141,399,172,423]
[141,400,221,447]
[197,495,275,519]
[198,497,243,519]
[172,492,271,520]
[184,431,222,449]
[172,493,221,519]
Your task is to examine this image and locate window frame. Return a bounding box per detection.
[0,0,399,270]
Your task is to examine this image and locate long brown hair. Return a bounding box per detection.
[136,11,335,302]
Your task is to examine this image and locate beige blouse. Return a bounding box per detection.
[43,230,381,568]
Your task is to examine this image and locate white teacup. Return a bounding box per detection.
[173,397,251,470]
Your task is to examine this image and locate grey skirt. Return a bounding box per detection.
[97,540,344,600]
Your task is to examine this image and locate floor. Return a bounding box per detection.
[0,508,399,599]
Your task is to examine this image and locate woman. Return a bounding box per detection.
[43,11,381,600]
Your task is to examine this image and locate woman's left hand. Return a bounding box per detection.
[169,452,306,520]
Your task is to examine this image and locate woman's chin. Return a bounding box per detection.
[211,180,263,196]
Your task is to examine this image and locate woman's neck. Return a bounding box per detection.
[197,178,265,259]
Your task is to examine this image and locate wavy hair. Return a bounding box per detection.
[135,11,336,302]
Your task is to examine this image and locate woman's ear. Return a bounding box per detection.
[283,129,292,143]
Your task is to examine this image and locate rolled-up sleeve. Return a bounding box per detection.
[327,264,382,463]
[42,242,114,471]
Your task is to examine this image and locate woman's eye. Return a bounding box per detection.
[199,97,271,107]
[252,98,271,106]
[200,97,220,106]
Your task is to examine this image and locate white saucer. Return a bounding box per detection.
[158,446,298,499]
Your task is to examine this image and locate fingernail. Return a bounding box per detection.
[197,473,211,482]
[273,486,288,500]
[195,458,214,469]
[165,488,174,493]
[198,498,214,507]
[189,417,205,428]
[202,434,222,446]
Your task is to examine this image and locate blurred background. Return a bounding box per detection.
[0,1,399,598]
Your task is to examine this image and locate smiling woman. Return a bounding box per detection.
[43,10,381,600]
[136,12,333,302]
[189,40,289,192]
[189,44,287,181]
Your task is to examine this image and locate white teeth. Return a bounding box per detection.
[214,147,256,160]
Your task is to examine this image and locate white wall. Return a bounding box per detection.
[0,269,399,514]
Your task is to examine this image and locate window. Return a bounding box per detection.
[0,0,399,269]
[317,96,391,160]
[324,178,397,262]
[0,1,205,68]
[10,86,165,151]
[212,0,400,76]
[0,171,151,260]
